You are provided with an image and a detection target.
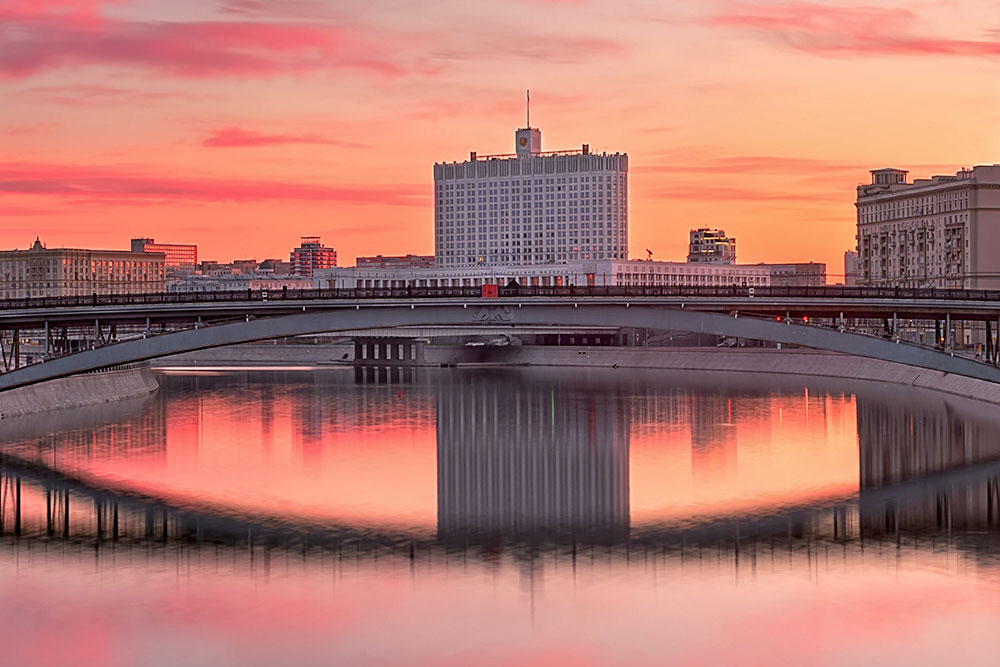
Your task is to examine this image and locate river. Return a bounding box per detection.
[0,366,998,665]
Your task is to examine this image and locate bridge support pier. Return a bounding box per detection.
[352,338,424,366]
[987,320,993,365]
[0,329,22,370]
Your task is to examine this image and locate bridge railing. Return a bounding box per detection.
[3,285,1000,311]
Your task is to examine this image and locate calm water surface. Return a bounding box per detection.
[1,367,999,666]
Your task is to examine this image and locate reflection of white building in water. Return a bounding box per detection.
[856,392,1000,535]
[435,373,630,539]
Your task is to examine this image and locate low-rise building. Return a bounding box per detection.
[256,258,292,275]
[757,262,827,287]
[167,274,313,293]
[314,259,770,290]
[356,254,435,268]
[1,238,165,299]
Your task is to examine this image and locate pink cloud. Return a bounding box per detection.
[0,204,67,216]
[201,127,366,149]
[218,0,340,19]
[0,162,427,206]
[432,33,623,64]
[708,2,1000,57]
[21,83,194,106]
[0,4,623,80]
[0,124,54,136]
[0,14,409,79]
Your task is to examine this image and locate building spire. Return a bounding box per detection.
[526,89,530,129]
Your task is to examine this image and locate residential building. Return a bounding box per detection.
[433,124,628,267]
[131,237,197,268]
[687,228,736,264]
[290,236,337,277]
[314,258,770,290]
[757,262,827,287]
[256,258,292,275]
[1,238,165,299]
[357,254,435,268]
[230,259,258,275]
[844,250,859,286]
[856,165,1000,288]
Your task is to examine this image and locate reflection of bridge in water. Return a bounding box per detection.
[1,368,1000,565]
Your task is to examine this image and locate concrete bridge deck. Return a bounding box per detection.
[3,286,1000,391]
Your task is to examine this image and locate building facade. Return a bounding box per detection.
[844,250,859,286]
[315,259,770,290]
[130,238,197,268]
[256,258,292,275]
[167,274,313,293]
[687,228,736,264]
[433,125,628,267]
[290,236,337,277]
[757,262,827,287]
[1,239,165,299]
[856,165,1000,288]
[356,254,435,268]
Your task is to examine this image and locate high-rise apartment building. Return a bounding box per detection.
[131,238,197,268]
[1,238,165,299]
[856,165,1000,288]
[290,236,337,277]
[687,228,736,264]
[433,125,628,267]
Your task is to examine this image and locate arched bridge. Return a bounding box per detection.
[4,285,1000,390]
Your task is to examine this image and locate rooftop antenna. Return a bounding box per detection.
[526,89,530,129]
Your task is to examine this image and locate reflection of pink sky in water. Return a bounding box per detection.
[0,545,997,666]
[630,391,859,524]
[20,375,862,531]
[95,384,440,531]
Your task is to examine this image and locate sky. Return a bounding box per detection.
[2,0,999,278]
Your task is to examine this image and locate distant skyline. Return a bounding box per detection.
[2,0,999,276]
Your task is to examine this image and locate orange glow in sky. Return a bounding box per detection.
[3,1,1000,276]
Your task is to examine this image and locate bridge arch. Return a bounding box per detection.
[2,302,1000,390]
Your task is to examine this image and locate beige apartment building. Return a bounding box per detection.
[856,165,1000,289]
[0,239,165,299]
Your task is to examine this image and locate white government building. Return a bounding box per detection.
[315,123,771,289]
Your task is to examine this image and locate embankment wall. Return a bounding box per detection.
[153,344,1000,406]
[0,365,159,419]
